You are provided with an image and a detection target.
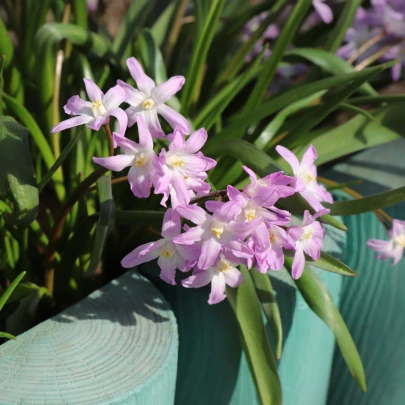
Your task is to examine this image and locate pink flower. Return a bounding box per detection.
[121,209,199,284]
[242,166,295,201]
[92,115,161,198]
[251,223,295,272]
[182,254,244,304]
[312,0,333,24]
[155,128,216,207]
[287,209,329,279]
[51,79,128,134]
[173,202,260,270]
[367,219,405,265]
[118,57,190,138]
[276,145,333,211]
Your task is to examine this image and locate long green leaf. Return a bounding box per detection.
[85,175,115,275]
[38,128,84,192]
[326,187,405,216]
[112,0,153,64]
[211,61,396,142]
[0,332,16,340]
[150,2,176,47]
[180,0,226,114]
[324,0,362,52]
[250,268,283,360]
[227,266,282,405]
[285,259,367,392]
[285,47,377,96]
[243,0,312,111]
[307,252,358,276]
[0,18,14,68]
[0,272,26,311]
[310,104,404,166]
[0,117,39,226]
[279,70,382,150]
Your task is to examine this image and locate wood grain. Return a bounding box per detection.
[0,272,178,405]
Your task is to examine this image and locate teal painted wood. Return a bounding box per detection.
[0,272,178,405]
[327,139,405,405]
[142,222,345,405]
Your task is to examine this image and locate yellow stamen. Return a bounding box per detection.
[171,158,184,167]
[161,249,173,258]
[245,209,256,222]
[302,229,313,241]
[216,257,232,272]
[302,173,315,184]
[211,227,223,239]
[142,98,154,109]
[91,99,102,109]
[183,174,189,180]
[135,154,146,167]
[269,232,276,244]
[395,234,405,247]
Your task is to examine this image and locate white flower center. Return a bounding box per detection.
[300,172,315,185]
[394,234,405,248]
[245,208,257,222]
[142,98,155,110]
[160,242,177,258]
[167,155,185,168]
[301,228,313,241]
[211,221,224,239]
[134,153,147,167]
[269,230,276,244]
[215,257,232,272]
[91,99,107,117]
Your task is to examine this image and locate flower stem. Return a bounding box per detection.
[45,166,108,295]
[347,31,385,64]
[103,124,114,157]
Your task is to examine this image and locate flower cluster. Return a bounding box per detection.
[338,0,405,80]
[52,56,333,305]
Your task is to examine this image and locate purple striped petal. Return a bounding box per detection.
[108,108,128,136]
[126,57,156,95]
[64,95,92,115]
[275,145,300,174]
[198,237,221,270]
[51,115,93,134]
[184,128,208,154]
[142,109,165,139]
[83,78,104,102]
[117,80,145,105]
[102,85,128,110]
[121,239,165,268]
[92,154,134,171]
[151,76,185,104]
[208,273,227,304]
[156,104,191,135]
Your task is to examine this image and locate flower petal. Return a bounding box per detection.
[208,273,227,304]
[161,208,181,239]
[83,78,104,102]
[125,106,142,127]
[168,129,185,152]
[51,115,93,134]
[173,226,204,245]
[126,57,156,95]
[102,85,128,111]
[182,269,213,288]
[176,204,208,225]
[223,268,244,288]
[158,255,178,285]
[170,172,191,208]
[313,0,333,24]
[113,133,138,154]
[275,145,300,174]
[198,237,221,270]
[128,165,152,198]
[121,240,164,267]
[88,116,108,131]
[151,76,185,104]
[205,200,223,213]
[92,154,134,171]
[135,114,154,149]
[156,104,191,135]
[117,80,145,105]
[64,95,92,116]
[108,108,128,136]
[301,144,318,169]
[184,128,208,154]
[291,248,305,279]
[142,109,165,139]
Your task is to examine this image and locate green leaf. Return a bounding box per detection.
[244,0,312,111]
[339,103,375,121]
[38,128,84,192]
[35,23,115,132]
[279,70,382,150]
[112,0,153,64]
[250,268,283,360]
[0,18,14,68]
[227,266,282,405]
[0,272,26,312]
[307,252,358,276]
[211,61,396,142]
[73,0,88,29]
[0,332,16,340]
[325,0,362,52]
[326,187,405,216]
[310,104,404,166]
[150,3,176,48]
[0,117,39,226]
[85,175,115,275]
[285,48,377,96]
[180,0,226,115]
[285,259,367,392]
[205,139,279,176]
